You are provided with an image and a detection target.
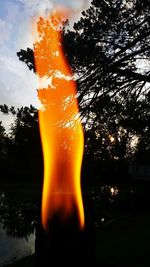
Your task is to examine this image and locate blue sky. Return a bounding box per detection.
[0,0,91,129]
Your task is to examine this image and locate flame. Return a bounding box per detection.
[33,10,84,232]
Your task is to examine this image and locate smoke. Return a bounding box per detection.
[18,0,91,13]
[52,0,91,11]
[52,0,92,28]
[18,0,91,23]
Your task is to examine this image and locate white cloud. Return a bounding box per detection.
[0,1,23,48]
[53,0,91,10]
[0,0,91,130]
[5,1,21,22]
[0,18,12,46]
[15,0,91,50]
[17,0,91,21]
[18,0,90,11]
[18,0,53,16]
[0,0,92,107]
[0,53,38,107]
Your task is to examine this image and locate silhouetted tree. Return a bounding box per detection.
[15,0,150,180]
[63,0,150,120]
[0,121,6,160]
[17,1,150,118]
[0,105,43,181]
[0,121,12,179]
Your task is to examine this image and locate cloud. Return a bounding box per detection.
[17,0,91,17]
[18,0,53,16]
[18,0,90,10]
[5,1,21,22]
[0,0,92,108]
[15,0,91,50]
[0,53,38,107]
[0,0,91,130]
[0,0,92,92]
[0,2,25,51]
[53,0,91,10]
[0,0,91,50]
[0,18,12,46]
[0,52,39,131]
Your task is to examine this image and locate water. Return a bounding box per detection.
[0,183,138,266]
[0,191,37,266]
[0,223,35,266]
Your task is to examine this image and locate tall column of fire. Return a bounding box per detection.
[33,10,85,232]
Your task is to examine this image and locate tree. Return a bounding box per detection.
[64,0,150,119]
[0,120,12,179]
[134,92,150,162]
[17,0,150,121]
[0,121,7,160]
[16,0,150,170]
[84,89,150,157]
[0,105,43,181]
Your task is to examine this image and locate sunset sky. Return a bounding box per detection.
[0,0,91,129]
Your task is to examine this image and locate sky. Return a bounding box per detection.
[0,0,91,130]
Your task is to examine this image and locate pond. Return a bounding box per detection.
[0,182,145,266]
[0,190,38,266]
[0,222,35,266]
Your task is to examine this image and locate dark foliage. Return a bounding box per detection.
[17,48,35,72]
[1,0,150,183]
[63,0,150,120]
[0,105,43,182]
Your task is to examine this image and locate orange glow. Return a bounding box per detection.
[33,10,84,232]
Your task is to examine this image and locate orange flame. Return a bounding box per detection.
[33,10,84,232]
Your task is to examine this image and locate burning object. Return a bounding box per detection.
[33,9,95,266]
[32,8,96,266]
[33,9,84,233]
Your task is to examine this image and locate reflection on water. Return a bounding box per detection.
[0,223,35,266]
[88,184,136,226]
[110,186,119,196]
[0,193,7,210]
[0,183,139,265]
[0,209,36,239]
[0,191,37,266]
